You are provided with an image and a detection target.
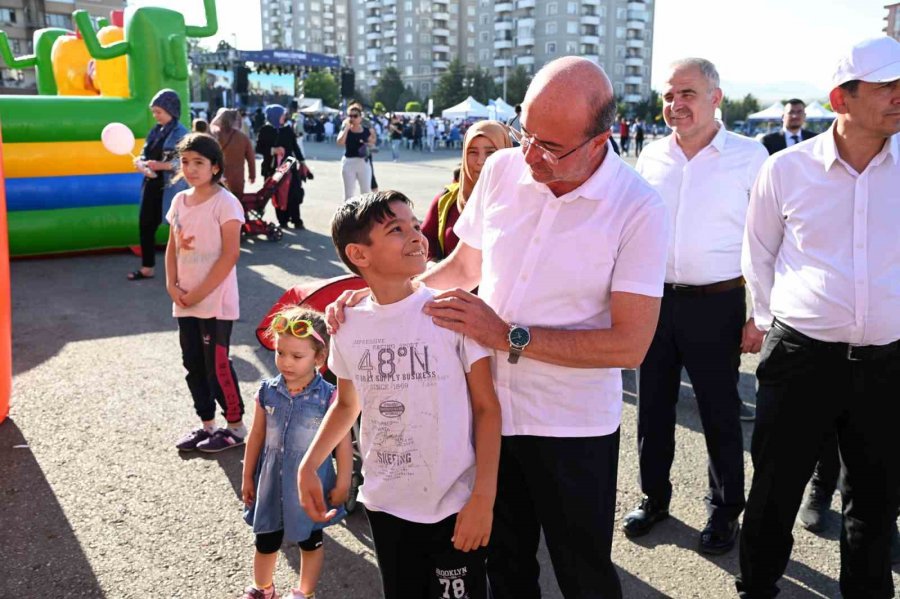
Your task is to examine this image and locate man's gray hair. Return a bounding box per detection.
[669,57,720,90]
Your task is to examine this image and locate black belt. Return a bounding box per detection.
[772,319,900,362]
[664,276,745,296]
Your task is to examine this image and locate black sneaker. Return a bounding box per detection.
[622,496,670,538]
[798,486,833,533]
[175,428,212,452]
[196,429,245,453]
[699,518,739,555]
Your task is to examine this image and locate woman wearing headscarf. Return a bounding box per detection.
[255,104,306,229]
[128,89,189,280]
[421,120,512,262]
[212,108,256,198]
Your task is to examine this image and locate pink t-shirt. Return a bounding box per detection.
[165,187,245,320]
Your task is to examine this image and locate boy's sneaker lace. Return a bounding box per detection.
[175,428,212,451]
[242,585,278,599]
[196,428,245,453]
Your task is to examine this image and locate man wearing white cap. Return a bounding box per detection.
[737,36,900,598]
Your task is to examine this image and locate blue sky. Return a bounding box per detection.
[133,0,889,103]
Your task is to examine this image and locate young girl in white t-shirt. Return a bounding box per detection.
[165,133,248,453]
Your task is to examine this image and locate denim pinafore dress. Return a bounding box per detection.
[243,373,346,542]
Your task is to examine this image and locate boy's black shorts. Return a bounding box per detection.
[365,507,487,599]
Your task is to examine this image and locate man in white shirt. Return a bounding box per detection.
[331,56,668,598]
[761,99,817,155]
[623,57,769,556]
[737,37,900,599]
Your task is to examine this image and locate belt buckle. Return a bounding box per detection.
[671,283,690,290]
[846,345,863,362]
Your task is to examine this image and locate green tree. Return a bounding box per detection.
[372,67,406,111]
[467,67,496,105]
[433,58,467,112]
[504,65,531,106]
[634,89,661,123]
[373,101,387,115]
[302,70,339,108]
[405,101,422,112]
[397,85,420,112]
[720,93,761,126]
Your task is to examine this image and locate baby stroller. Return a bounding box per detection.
[257,275,368,512]
[240,156,297,242]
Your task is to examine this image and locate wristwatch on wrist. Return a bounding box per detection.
[507,324,531,364]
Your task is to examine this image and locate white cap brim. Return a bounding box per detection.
[860,60,900,83]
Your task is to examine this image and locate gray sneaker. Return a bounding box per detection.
[175,428,212,452]
[196,428,245,453]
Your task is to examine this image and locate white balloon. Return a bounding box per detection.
[101,122,136,155]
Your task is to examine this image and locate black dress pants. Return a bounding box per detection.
[138,182,163,268]
[487,433,622,599]
[636,286,746,526]
[737,321,900,599]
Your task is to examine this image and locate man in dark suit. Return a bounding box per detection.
[761,99,817,155]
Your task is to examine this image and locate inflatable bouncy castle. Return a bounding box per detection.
[0,0,218,257]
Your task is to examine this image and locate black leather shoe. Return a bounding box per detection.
[699,518,739,555]
[622,496,670,538]
[797,485,833,533]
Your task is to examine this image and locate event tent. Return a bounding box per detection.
[489,97,516,121]
[747,102,785,121]
[298,98,340,114]
[442,96,489,120]
[803,100,836,121]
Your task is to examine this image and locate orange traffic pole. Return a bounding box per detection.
[0,120,11,423]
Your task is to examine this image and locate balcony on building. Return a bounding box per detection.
[494,37,513,50]
[365,0,379,8]
[517,16,535,28]
[580,34,600,45]
[433,43,450,53]
[495,19,513,31]
[432,0,449,5]
[433,59,449,69]
[494,57,513,68]
[626,38,645,48]
[625,56,644,67]
[366,14,381,26]
[580,14,600,26]
[433,11,450,20]
[627,20,645,30]
[517,55,534,65]
[324,25,335,33]
[383,44,397,54]
[518,34,535,46]
[383,0,396,5]
[433,27,450,36]
[628,9,649,21]
[517,0,535,8]
[383,11,396,22]
[582,0,600,5]
[627,1,646,10]
[495,2,514,13]
[366,30,381,41]
[624,93,643,103]
[625,75,643,85]
[583,54,600,63]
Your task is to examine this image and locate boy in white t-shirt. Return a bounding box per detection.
[298,191,501,599]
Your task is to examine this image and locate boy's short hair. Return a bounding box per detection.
[331,191,414,276]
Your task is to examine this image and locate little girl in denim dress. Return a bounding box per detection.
[240,308,353,599]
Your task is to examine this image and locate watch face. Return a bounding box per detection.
[509,327,530,347]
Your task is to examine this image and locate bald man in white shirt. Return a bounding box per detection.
[622,57,768,556]
[329,57,669,599]
[737,37,900,599]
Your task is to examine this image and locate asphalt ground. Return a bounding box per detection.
[2,139,897,598]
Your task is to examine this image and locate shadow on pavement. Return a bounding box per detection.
[178,446,245,503]
[279,510,381,594]
[624,515,840,598]
[0,419,106,598]
[10,228,347,379]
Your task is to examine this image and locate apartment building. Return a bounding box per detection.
[260,0,654,108]
[886,3,900,41]
[0,0,125,94]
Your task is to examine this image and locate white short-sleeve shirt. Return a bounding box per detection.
[329,286,490,523]
[453,146,669,437]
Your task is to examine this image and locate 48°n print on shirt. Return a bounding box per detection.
[355,342,437,383]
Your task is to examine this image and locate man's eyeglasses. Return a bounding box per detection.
[508,126,598,165]
[270,316,326,345]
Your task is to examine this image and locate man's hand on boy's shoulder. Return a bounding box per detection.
[425,289,507,351]
[325,287,372,334]
[452,492,495,552]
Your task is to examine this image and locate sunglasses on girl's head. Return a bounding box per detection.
[271,316,326,345]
